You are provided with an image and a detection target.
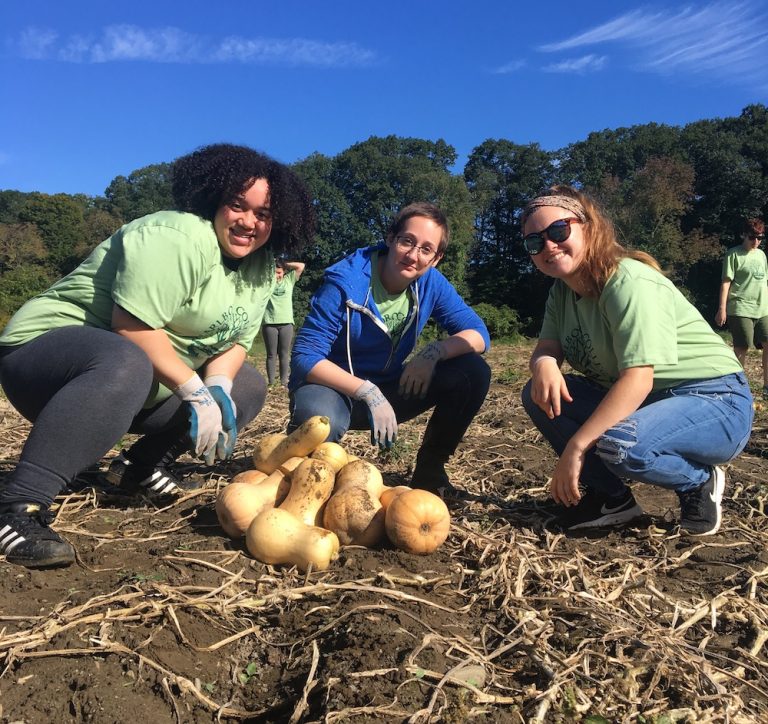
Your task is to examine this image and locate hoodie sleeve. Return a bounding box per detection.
[290,278,348,383]
[426,271,491,353]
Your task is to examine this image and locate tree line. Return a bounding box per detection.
[1,103,767,337]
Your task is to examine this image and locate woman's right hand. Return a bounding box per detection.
[530,357,573,419]
[715,309,727,327]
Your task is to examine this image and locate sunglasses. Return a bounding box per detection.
[748,234,765,241]
[523,217,583,255]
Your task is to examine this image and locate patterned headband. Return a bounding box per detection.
[521,194,587,225]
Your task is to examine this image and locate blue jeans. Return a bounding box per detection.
[521,372,754,496]
[289,353,491,460]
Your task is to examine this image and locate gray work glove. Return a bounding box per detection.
[352,380,398,448]
[174,374,223,464]
[204,374,238,461]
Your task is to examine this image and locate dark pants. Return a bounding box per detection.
[289,353,491,461]
[0,327,266,506]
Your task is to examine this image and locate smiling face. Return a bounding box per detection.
[213,177,273,259]
[524,206,587,288]
[381,215,444,294]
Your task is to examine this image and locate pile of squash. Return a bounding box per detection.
[215,415,451,572]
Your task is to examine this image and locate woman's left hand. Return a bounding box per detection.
[399,342,444,399]
[550,443,585,506]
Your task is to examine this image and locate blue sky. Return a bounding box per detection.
[1,0,766,197]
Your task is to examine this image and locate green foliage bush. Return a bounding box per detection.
[472,303,522,340]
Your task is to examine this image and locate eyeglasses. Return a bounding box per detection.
[523,217,583,256]
[748,234,765,241]
[394,235,439,260]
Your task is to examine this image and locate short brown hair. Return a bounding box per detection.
[385,202,449,254]
[743,218,765,237]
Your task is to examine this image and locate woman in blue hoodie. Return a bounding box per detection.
[289,202,491,494]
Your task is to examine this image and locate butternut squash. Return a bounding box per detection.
[323,485,385,547]
[246,508,340,572]
[310,442,348,473]
[334,459,385,498]
[380,485,411,511]
[385,489,450,555]
[256,416,331,474]
[251,432,288,472]
[278,458,336,526]
[215,474,290,538]
[231,469,269,486]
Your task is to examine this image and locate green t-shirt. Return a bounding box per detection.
[262,269,298,325]
[722,245,768,318]
[370,251,412,346]
[0,210,275,405]
[539,258,742,390]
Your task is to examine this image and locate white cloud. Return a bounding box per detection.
[538,1,768,85]
[543,54,607,74]
[492,59,527,74]
[17,27,58,60]
[12,24,378,68]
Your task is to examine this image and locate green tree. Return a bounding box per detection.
[104,162,173,222]
[0,222,47,275]
[464,139,555,328]
[17,193,88,276]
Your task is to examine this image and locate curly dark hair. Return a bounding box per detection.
[171,143,316,256]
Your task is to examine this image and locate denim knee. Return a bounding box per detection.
[596,419,642,477]
[289,384,351,441]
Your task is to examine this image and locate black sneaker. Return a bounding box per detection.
[0,503,75,568]
[677,466,725,536]
[557,488,644,531]
[104,451,201,499]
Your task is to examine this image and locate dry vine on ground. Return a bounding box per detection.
[1,343,768,723]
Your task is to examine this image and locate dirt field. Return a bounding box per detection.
[1,342,768,723]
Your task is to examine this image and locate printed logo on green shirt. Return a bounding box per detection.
[189,305,251,358]
[563,328,605,380]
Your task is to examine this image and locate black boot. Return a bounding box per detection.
[410,450,459,495]
[0,502,75,568]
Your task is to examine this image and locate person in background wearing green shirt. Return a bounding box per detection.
[262,259,305,386]
[715,218,768,398]
[0,143,315,569]
[521,186,753,536]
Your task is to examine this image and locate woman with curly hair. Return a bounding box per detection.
[521,185,752,536]
[0,143,315,568]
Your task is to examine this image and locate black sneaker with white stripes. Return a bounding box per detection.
[104,451,203,499]
[0,502,75,568]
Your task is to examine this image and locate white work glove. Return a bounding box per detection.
[353,380,398,448]
[204,374,238,462]
[174,374,223,464]
[399,341,445,399]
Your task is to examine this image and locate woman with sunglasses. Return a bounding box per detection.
[521,185,752,535]
[715,217,768,398]
[288,202,491,495]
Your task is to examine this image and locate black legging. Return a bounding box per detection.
[0,327,266,506]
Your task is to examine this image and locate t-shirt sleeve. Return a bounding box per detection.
[112,223,208,329]
[722,250,735,282]
[602,272,678,369]
[539,285,561,340]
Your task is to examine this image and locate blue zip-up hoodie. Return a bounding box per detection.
[289,244,490,390]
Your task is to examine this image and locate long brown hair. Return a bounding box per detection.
[526,185,661,297]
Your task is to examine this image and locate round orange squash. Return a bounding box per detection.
[384,489,450,554]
